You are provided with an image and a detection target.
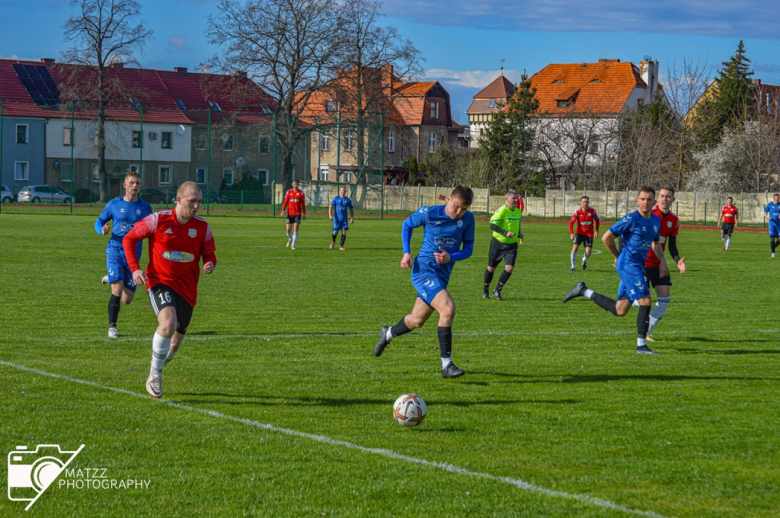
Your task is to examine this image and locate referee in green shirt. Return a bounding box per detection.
[484,188,524,300]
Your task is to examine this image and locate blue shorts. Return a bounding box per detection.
[769,220,780,238]
[616,262,649,302]
[410,258,449,307]
[106,248,136,292]
[332,219,349,231]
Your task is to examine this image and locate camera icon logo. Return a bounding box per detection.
[7,444,84,510]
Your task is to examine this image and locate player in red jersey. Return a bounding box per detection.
[281,179,307,249]
[569,196,600,271]
[643,184,686,341]
[717,197,739,251]
[123,182,217,398]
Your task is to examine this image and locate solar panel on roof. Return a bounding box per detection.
[175,99,186,111]
[12,64,60,107]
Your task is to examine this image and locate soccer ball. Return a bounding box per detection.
[392,393,427,427]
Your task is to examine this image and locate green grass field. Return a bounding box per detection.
[0,212,778,517]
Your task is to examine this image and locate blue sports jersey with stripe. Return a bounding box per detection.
[95,197,153,289]
[330,195,353,230]
[609,210,660,302]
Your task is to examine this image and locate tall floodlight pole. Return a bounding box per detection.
[206,105,212,216]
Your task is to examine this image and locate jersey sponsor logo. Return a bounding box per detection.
[188,229,197,238]
[581,221,592,226]
[165,228,174,234]
[457,220,463,228]
[433,237,457,247]
[162,251,195,263]
[667,221,672,228]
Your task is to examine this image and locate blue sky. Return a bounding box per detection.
[2,0,779,123]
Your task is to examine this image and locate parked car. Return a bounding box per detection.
[1,185,14,203]
[17,185,71,204]
[139,188,173,204]
[207,190,230,204]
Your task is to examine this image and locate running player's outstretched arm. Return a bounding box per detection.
[95,200,113,235]
[202,225,217,274]
[123,214,157,285]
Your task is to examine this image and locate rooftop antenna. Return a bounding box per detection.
[500,59,505,76]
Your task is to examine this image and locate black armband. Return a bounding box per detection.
[490,224,509,236]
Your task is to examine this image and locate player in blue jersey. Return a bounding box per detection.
[374,186,475,378]
[562,186,669,354]
[329,186,354,250]
[764,193,780,257]
[95,172,153,338]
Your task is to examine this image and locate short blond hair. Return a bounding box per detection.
[177,181,201,198]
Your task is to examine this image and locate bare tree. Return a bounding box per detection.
[205,0,343,188]
[61,0,152,202]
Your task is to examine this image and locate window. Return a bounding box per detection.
[159,166,172,185]
[16,124,28,144]
[14,162,29,181]
[260,105,271,114]
[557,100,569,108]
[223,135,233,151]
[224,168,234,186]
[63,127,73,146]
[429,132,437,154]
[258,169,269,186]
[588,142,599,154]
[553,79,564,83]
[175,99,186,111]
[161,132,172,149]
[430,102,439,119]
[61,164,72,182]
[342,172,353,184]
[130,96,141,109]
[574,134,585,153]
[196,134,207,150]
[321,133,330,152]
[326,99,336,113]
[128,165,139,174]
[319,166,329,182]
[92,164,100,183]
[132,131,143,148]
[259,136,270,153]
[488,99,496,108]
[196,168,206,184]
[344,132,353,152]
[387,132,395,153]
[209,101,222,112]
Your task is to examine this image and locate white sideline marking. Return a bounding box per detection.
[0,360,668,518]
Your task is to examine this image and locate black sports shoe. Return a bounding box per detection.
[563,282,588,303]
[483,290,490,299]
[582,261,587,270]
[570,266,576,271]
[635,345,660,355]
[374,326,391,357]
[493,289,503,301]
[442,362,465,378]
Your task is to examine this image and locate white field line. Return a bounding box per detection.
[11,328,777,344]
[0,360,669,518]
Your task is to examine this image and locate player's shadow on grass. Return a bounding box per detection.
[187,331,217,335]
[671,346,780,355]
[469,371,780,383]
[680,336,777,344]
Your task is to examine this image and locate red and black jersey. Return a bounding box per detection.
[721,205,739,224]
[123,208,217,308]
[517,196,525,212]
[282,189,306,216]
[569,207,600,237]
[645,205,679,268]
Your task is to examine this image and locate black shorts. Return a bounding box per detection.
[721,223,734,236]
[286,215,302,224]
[488,238,519,268]
[573,234,593,247]
[644,266,672,288]
[148,284,194,335]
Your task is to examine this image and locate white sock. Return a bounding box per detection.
[165,347,178,365]
[292,233,299,246]
[287,231,292,240]
[151,332,171,375]
[570,252,577,268]
[385,328,393,342]
[583,289,595,299]
[722,235,727,244]
[582,252,590,264]
[648,297,670,333]
[441,357,452,368]
[637,337,647,347]
[726,237,731,249]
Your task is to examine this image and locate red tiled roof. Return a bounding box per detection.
[473,75,515,99]
[528,60,645,115]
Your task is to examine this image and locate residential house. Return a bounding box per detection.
[466,74,515,148]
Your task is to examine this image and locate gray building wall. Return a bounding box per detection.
[1,117,45,192]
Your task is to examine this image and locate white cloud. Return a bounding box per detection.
[168,35,188,51]
[425,68,524,89]
[383,0,780,39]
[0,54,35,61]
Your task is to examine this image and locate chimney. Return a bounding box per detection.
[639,59,659,97]
[754,78,762,86]
[111,62,125,70]
[233,70,247,78]
[598,59,620,63]
[174,67,188,75]
[40,58,55,65]
[381,64,394,96]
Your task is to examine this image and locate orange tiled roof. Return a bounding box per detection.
[473,75,515,99]
[393,81,437,97]
[528,60,645,116]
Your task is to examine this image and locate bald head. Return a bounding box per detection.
[177,181,201,198]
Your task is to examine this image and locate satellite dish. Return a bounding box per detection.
[176,125,186,135]
[236,156,245,167]
[221,133,230,142]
